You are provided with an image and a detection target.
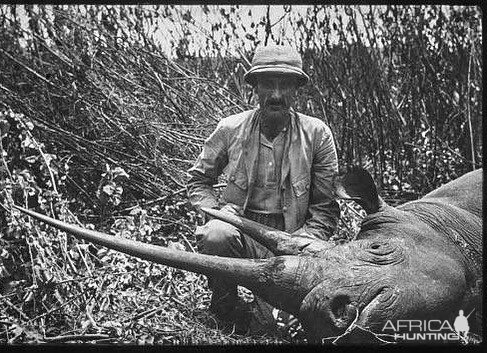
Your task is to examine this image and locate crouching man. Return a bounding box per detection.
[187,44,339,334]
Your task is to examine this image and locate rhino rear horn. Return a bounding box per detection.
[333,167,383,214]
[202,207,316,255]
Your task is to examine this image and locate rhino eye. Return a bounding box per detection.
[367,242,394,255]
[358,241,403,265]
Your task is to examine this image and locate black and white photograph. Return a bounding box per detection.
[0,4,482,345]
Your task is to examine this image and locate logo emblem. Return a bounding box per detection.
[380,308,478,344]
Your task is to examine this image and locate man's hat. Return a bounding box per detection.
[244,44,309,86]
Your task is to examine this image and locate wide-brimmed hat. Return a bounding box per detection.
[244,44,309,86]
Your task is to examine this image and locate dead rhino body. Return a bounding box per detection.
[295,168,483,341]
[14,168,482,343]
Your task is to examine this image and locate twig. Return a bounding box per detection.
[118,187,187,213]
[43,334,110,343]
[85,301,99,330]
[139,187,186,207]
[26,236,37,288]
[167,157,194,164]
[343,200,364,219]
[0,82,14,94]
[466,30,476,170]
[125,305,165,322]
[0,48,67,93]
[93,338,120,343]
[153,71,187,121]
[76,243,92,275]
[178,232,196,253]
[0,140,13,181]
[170,297,186,307]
[63,173,93,201]
[331,306,360,344]
[349,324,397,344]
[322,306,396,344]
[0,297,30,321]
[164,128,205,143]
[16,118,59,195]
[28,290,87,323]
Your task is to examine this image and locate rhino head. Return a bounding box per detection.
[13,167,482,342]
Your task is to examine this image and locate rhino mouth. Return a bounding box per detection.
[356,286,393,329]
[329,294,358,330]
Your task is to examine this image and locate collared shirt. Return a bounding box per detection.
[187,108,340,239]
[247,130,286,213]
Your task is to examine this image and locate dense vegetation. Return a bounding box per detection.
[0,5,482,344]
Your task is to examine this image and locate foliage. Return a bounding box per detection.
[292,5,481,198]
[0,111,294,344]
[0,5,481,207]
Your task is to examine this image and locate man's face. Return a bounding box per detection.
[255,73,299,119]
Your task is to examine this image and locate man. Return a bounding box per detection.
[187,44,339,333]
[454,309,470,339]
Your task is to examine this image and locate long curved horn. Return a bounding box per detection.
[13,205,306,314]
[202,207,328,255]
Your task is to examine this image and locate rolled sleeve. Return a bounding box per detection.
[187,122,229,211]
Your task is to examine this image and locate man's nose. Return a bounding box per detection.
[270,86,284,99]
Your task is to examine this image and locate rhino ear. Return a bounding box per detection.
[333,166,381,214]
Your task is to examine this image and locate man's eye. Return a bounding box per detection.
[282,81,297,89]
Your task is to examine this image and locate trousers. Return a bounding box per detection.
[195,211,285,330]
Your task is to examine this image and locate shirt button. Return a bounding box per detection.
[268,162,273,166]
[282,206,288,212]
[305,184,309,190]
[230,175,235,181]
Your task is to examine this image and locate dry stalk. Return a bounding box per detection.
[43,333,110,343]
[0,48,67,93]
[466,30,476,170]
[0,297,30,321]
[28,289,89,323]
[126,305,166,322]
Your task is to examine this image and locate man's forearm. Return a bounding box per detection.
[187,172,220,211]
[301,199,340,240]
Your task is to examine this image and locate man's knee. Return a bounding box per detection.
[196,219,243,257]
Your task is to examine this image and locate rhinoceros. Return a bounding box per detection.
[13,167,482,343]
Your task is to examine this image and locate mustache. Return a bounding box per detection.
[264,98,287,106]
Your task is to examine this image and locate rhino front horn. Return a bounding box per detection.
[13,205,307,315]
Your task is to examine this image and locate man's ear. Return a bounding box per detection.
[248,86,256,104]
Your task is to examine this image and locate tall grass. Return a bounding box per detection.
[0,5,481,208]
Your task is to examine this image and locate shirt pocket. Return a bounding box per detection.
[223,170,247,206]
[292,175,310,197]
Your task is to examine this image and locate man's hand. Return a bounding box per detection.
[290,226,315,239]
[219,203,243,216]
[199,203,242,224]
